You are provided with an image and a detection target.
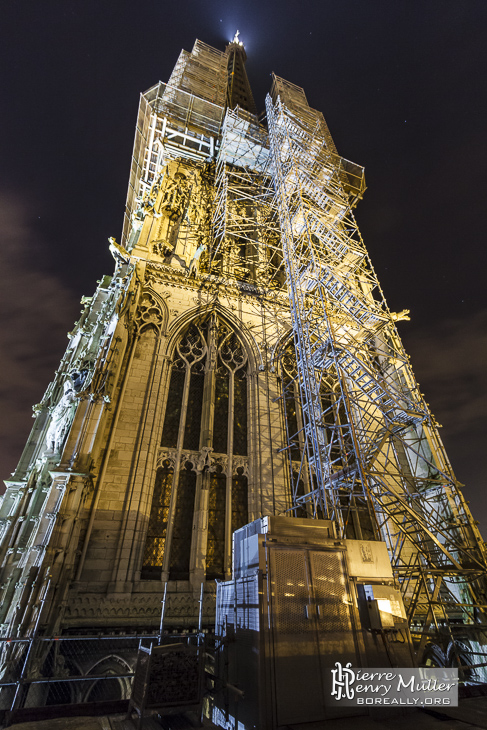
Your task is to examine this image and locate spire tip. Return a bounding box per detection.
[232,30,243,46]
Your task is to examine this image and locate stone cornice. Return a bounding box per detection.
[145,262,290,306]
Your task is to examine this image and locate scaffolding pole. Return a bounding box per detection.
[266,77,487,660]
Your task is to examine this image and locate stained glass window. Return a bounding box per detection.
[282,340,349,521]
[183,365,205,450]
[281,344,301,460]
[142,316,249,581]
[206,465,226,579]
[141,460,173,580]
[213,370,229,454]
[169,461,196,580]
[161,368,185,448]
[233,369,247,456]
[293,471,307,519]
[231,468,248,535]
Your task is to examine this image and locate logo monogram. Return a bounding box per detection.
[331,662,355,700]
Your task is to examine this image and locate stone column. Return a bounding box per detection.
[189,314,217,593]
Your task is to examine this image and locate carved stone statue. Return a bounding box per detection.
[391,309,411,322]
[187,243,207,278]
[45,373,80,455]
[109,237,130,264]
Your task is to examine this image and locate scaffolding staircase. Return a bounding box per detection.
[266,75,487,665]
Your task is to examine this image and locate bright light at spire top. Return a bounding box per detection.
[232,30,243,46]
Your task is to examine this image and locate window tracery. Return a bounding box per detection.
[135,291,165,333]
[142,314,249,581]
[280,338,376,536]
[280,338,337,519]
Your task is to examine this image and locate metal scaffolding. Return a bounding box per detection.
[210,107,280,283]
[7,41,487,728]
[122,40,229,248]
[119,38,487,668]
[168,40,229,107]
[265,74,487,665]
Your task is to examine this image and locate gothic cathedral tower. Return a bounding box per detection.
[0,36,294,632]
[1,34,486,675]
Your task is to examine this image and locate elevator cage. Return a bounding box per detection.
[211,516,415,729]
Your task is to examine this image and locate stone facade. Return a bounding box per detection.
[0,39,295,636]
[3,37,485,691]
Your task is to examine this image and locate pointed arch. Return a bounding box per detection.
[273,332,339,519]
[270,326,294,373]
[273,331,376,533]
[135,287,169,335]
[166,302,263,372]
[141,309,251,581]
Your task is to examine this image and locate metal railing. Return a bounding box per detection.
[0,630,203,725]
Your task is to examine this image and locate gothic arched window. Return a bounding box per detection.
[141,315,249,581]
[280,338,338,520]
[280,338,375,538]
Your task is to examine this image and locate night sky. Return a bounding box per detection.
[1,1,486,531]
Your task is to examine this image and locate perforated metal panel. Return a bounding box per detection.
[309,549,358,669]
[271,548,311,634]
[309,550,352,632]
[269,547,324,725]
[131,644,202,713]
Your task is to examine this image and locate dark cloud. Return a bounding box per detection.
[404,311,487,435]
[0,192,80,481]
[402,311,487,532]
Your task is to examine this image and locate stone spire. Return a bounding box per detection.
[225,31,257,115]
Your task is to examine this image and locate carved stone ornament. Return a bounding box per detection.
[210,455,228,474]
[157,450,178,469]
[64,591,216,622]
[135,291,164,333]
[44,375,78,455]
[232,456,249,477]
[196,447,213,472]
